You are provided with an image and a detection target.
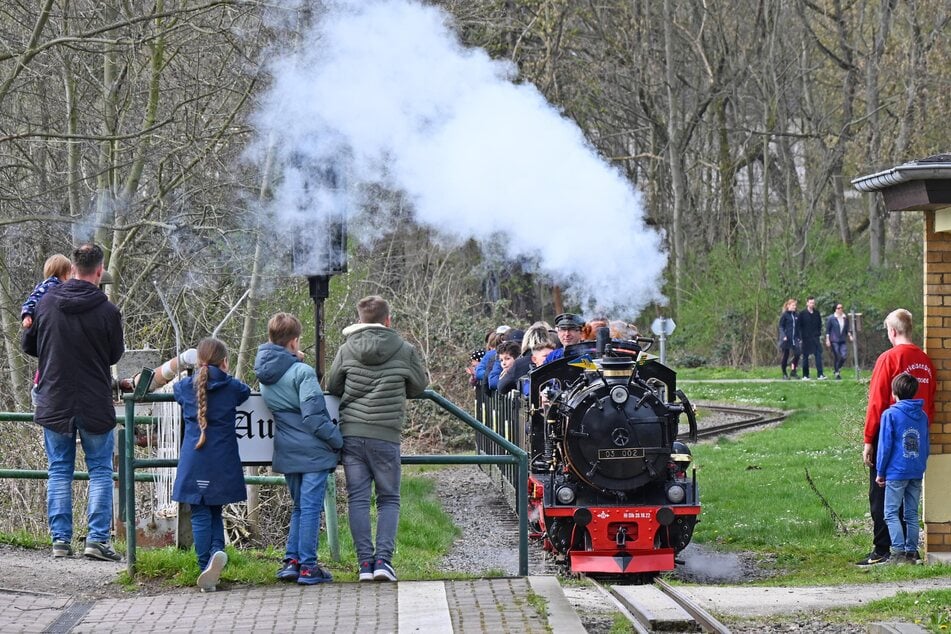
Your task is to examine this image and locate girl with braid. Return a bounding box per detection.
[172,337,250,591]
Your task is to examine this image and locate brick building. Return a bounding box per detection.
[852,154,951,560]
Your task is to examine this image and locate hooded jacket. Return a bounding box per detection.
[172,366,250,505]
[326,323,429,444]
[254,343,342,474]
[22,279,124,435]
[876,398,929,481]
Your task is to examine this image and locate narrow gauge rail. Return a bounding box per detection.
[687,402,788,439]
[587,575,731,633]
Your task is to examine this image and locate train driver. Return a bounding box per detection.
[545,313,585,363]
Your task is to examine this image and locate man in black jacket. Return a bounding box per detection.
[799,297,826,380]
[22,244,124,561]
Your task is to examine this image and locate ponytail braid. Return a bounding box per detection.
[192,337,229,450]
[194,365,209,449]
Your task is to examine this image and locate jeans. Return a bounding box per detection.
[284,471,331,568]
[44,427,114,543]
[884,479,922,553]
[801,338,823,377]
[190,504,224,570]
[342,437,401,563]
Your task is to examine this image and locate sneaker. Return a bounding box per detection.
[790,370,798,378]
[905,550,923,565]
[886,551,906,565]
[297,564,333,585]
[835,372,842,380]
[782,374,790,381]
[197,550,228,592]
[52,540,73,558]
[372,559,397,582]
[83,540,122,562]
[358,560,374,582]
[817,375,827,380]
[276,558,300,582]
[855,551,890,566]
[802,376,811,381]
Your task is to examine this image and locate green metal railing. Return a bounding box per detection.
[0,391,529,579]
[120,388,529,578]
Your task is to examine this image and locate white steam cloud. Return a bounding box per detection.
[250,0,667,314]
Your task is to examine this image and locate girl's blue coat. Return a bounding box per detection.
[172,366,251,505]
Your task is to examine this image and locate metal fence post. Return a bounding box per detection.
[124,397,137,576]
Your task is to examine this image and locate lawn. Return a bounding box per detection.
[679,368,951,630]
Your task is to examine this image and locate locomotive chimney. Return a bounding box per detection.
[600,356,635,383]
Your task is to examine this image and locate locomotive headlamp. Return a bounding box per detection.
[556,485,576,505]
[609,385,628,404]
[666,484,686,503]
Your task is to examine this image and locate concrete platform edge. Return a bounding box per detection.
[867,622,929,634]
[398,581,453,633]
[528,576,586,634]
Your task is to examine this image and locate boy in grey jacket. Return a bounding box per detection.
[254,313,342,585]
[327,295,429,581]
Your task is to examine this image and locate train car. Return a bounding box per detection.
[478,329,700,578]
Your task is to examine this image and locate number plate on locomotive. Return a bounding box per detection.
[598,448,645,459]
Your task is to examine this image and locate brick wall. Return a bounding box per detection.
[923,211,951,552]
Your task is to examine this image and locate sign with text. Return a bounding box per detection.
[234,394,340,465]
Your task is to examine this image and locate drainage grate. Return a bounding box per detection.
[43,600,94,633]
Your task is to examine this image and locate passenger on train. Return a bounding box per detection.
[466,348,486,387]
[582,315,609,340]
[610,320,639,340]
[488,329,523,390]
[474,328,505,383]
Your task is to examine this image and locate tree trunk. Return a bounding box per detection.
[663,0,685,312]
[866,0,897,267]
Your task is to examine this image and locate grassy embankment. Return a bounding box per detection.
[679,366,951,629]
[124,473,464,588]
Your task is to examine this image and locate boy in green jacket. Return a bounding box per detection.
[326,296,429,581]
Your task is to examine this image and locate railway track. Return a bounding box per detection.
[587,575,731,633]
[688,402,788,439]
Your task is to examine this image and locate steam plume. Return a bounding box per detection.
[249,0,667,314]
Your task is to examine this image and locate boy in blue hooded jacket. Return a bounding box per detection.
[254,313,343,584]
[875,372,930,564]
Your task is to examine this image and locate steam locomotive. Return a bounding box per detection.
[501,330,700,577]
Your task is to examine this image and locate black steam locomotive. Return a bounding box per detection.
[482,330,700,577]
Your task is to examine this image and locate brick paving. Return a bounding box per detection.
[0,577,567,633]
[0,589,71,633]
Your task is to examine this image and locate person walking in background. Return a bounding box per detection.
[254,313,342,585]
[21,244,124,561]
[778,298,800,380]
[875,373,929,565]
[172,338,251,591]
[327,296,429,582]
[856,309,935,566]
[825,303,853,380]
[20,254,71,330]
[799,297,825,380]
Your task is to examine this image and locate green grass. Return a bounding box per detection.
[122,470,463,588]
[678,367,951,627]
[849,590,951,631]
[0,530,48,550]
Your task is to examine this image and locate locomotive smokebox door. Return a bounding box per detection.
[562,357,670,492]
